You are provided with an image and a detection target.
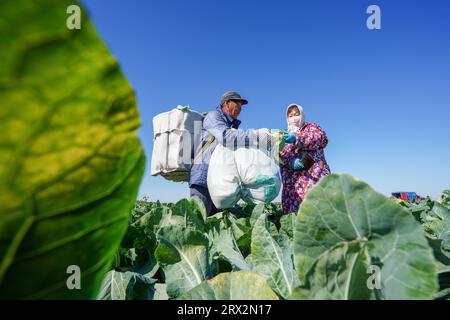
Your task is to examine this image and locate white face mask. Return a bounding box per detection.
[287,115,304,133]
[288,115,301,126]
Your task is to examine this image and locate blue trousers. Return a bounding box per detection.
[190,185,219,216]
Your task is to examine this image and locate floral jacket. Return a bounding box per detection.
[279,123,330,214]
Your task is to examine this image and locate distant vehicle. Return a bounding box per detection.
[391,192,422,202]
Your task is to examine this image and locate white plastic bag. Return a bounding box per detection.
[235,146,281,205]
[207,144,241,208]
[207,144,281,209]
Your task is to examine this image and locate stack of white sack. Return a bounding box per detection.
[151,106,204,182]
[207,134,281,209]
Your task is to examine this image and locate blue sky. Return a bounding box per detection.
[82,0,450,201]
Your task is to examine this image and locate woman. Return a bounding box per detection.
[279,103,330,214]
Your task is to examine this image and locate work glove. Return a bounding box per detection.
[289,158,305,170]
[283,132,296,144]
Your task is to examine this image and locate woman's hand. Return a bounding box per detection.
[283,132,296,144]
[289,158,304,170]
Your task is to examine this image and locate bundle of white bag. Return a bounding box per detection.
[151,106,204,182]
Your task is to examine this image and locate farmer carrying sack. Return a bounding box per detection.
[151,106,204,182]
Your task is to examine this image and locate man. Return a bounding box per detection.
[189,91,271,215]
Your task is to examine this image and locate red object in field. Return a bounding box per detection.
[401,193,408,201]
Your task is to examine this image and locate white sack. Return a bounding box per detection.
[208,144,281,209]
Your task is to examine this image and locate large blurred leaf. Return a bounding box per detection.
[180,271,279,300]
[0,0,145,298]
[294,174,438,299]
[250,214,296,299]
[155,226,211,298]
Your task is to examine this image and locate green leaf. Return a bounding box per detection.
[268,220,279,236]
[299,241,372,300]
[97,270,157,300]
[132,206,164,232]
[179,271,279,300]
[250,204,266,225]
[236,228,252,258]
[290,287,310,300]
[0,0,145,299]
[143,206,172,234]
[97,270,134,300]
[211,229,251,271]
[177,105,190,112]
[418,201,450,260]
[153,283,169,300]
[120,217,158,269]
[156,198,207,232]
[427,238,450,273]
[294,174,438,300]
[441,190,450,209]
[422,202,449,236]
[172,198,208,231]
[434,287,450,300]
[155,226,211,298]
[250,214,296,299]
[399,195,450,264]
[225,213,252,239]
[214,211,252,256]
[280,213,295,241]
[435,270,450,300]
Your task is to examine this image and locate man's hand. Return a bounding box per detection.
[283,132,296,144]
[289,158,304,170]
